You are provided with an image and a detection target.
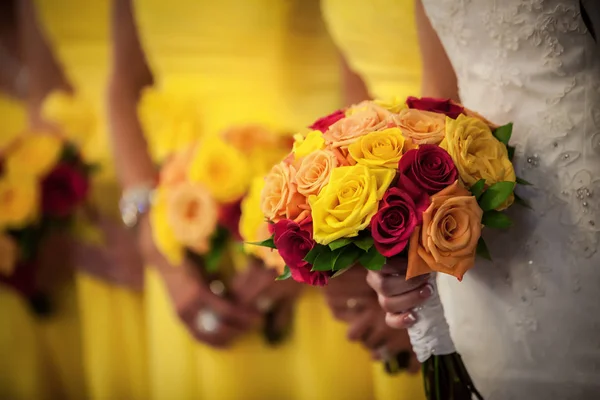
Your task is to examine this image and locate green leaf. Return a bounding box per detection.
[328,237,353,251]
[311,248,336,271]
[358,247,387,271]
[470,179,486,200]
[304,244,327,264]
[476,237,492,261]
[246,235,276,249]
[354,235,374,252]
[204,227,230,273]
[514,193,533,209]
[482,210,513,229]
[507,145,516,161]
[332,267,352,278]
[493,123,513,146]
[276,265,292,281]
[332,245,361,271]
[479,181,515,211]
[516,176,532,186]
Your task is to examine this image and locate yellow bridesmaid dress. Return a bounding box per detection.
[0,95,51,400]
[321,1,425,399]
[35,1,149,398]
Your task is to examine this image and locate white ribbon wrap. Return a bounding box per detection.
[407,274,456,363]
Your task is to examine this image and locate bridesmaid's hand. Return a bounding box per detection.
[366,257,432,329]
[231,257,302,333]
[346,305,420,373]
[73,214,145,291]
[323,267,377,322]
[137,216,260,348]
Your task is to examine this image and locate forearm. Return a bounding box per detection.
[108,0,155,189]
[414,0,459,101]
[18,0,71,116]
[340,55,371,106]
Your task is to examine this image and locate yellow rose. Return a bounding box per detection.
[393,108,446,145]
[166,182,218,255]
[0,175,39,229]
[374,97,407,113]
[309,164,395,244]
[441,115,516,188]
[6,134,62,178]
[149,188,185,265]
[292,130,325,159]
[348,128,406,169]
[0,234,18,276]
[188,137,250,203]
[41,90,96,145]
[138,87,203,163]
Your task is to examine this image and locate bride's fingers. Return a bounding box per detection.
[377,283,432,314]
[385,311,419,329]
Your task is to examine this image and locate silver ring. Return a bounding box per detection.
[256,296,274,313]
[208,280,226,297]
[346,298,360,310]
[196,309,219,334]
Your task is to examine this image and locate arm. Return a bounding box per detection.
[414,0,459,101]
[18,0,71,118]
[339,54,371,106]
[108,0,155,190]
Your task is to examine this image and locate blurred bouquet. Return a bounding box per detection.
[251,97,527,399]
[0,133,93,315]
[150,125,292,342]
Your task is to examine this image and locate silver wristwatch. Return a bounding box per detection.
[119,183,156,228]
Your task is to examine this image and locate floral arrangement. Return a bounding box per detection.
[150,125,292,271]
[0,133,93,315]
[251,97,526,399]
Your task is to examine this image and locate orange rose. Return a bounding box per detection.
[166,182,218,254]
[160,144,198,188]
[392,108,446,145]
[221,124,278,153]
[463,107,500,130]
[260,161,308,223]
[294,149,338,197]
[323,103,391,149]
[407,181,483,280]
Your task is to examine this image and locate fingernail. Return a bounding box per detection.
[403,312,417,325]
[419,283,434,298]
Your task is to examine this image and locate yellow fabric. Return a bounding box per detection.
[321,0,422,100]
[319,1,425,398]
[34,0,149,398]
[137,0,423,398]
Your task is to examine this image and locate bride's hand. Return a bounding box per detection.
[137,216,260,348]
[366,257,433,329]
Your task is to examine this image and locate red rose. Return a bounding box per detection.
[371,188,421,257]
[219,200,242,241]
[406,96,464,119]
[397,145,458,206]
[309,110,345,133]
[41,163,89,218]
[273,219,314,269]
[290,266,329,287]
[272,218,329,286]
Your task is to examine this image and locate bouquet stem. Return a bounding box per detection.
[407,274,483,400]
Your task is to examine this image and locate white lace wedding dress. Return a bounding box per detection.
[421,1,600,398]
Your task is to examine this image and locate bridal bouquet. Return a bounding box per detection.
[252,97,523,399]
[0,133,92,315]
